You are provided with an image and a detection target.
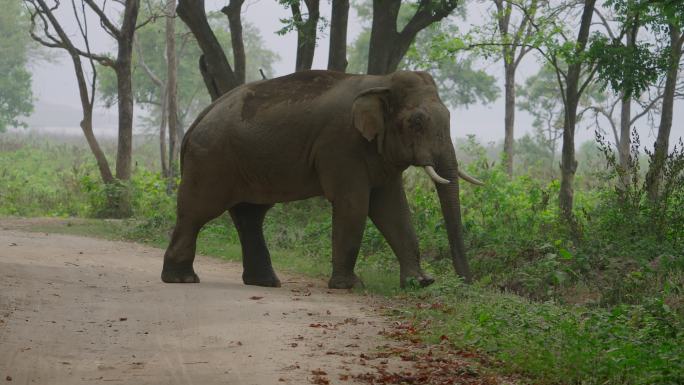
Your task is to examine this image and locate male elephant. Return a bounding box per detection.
[161,70,483,289]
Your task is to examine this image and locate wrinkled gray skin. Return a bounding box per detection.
[162,70,478,289]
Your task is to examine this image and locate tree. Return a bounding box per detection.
[367,0,462,74]
[404,23,499,108]
[328,0,350,71]
[278,0,321,71]
[0,0,33,132]
[518,65,565,174]
[644,4,684,200]
[221,0,246,83]
[519,64,605,176]
[555,0,597,223]
[176,0,239,100]
[166,0,180,181]
[509,0,598,223]
[348,1,498,109]
[491,0,540,176]
[99,8,279,178]
[26,0,144,217]
[589,0,684,199]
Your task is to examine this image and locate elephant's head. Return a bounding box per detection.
[352,71,483,282]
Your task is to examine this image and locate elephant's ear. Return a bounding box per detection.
[352,88,390,153]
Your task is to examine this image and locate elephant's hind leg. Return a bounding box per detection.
[229,203,281,287]
[162,180,227,283]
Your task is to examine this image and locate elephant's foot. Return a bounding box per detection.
[243,271,281,288]
[400,271,435,288]
[161,267,200,283]
[328,273,364,290]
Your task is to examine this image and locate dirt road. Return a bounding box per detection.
[0,221,404,385]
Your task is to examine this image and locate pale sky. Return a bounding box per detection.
[27,0,683,149]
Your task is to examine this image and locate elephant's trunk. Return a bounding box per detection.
[435,146,472,283]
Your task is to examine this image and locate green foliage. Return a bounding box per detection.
[589,35,666,98]
[592,0,684,97]
[404,23,500,108]
[0,0,34,132]
[276,0,328,38]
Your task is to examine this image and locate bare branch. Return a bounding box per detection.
[134,37,163,87]
[593,7,616,40]
[83,0,121,39]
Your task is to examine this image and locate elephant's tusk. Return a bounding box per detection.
[458,170,485,186]
[424,166,450,184]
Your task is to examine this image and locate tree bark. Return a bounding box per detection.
[327,0,349,72]
[617,90,631,186]
[646,25,683,200]
[292,0,320,72]
[113,0,140,183]
[177,0,238,100]
[494,0,536,177]
[166,0,180,180]
[158,85,169,177]
[222,0,245,84]
[617,21,639,188]
[368,0,459,75]
[368,0,402,75]
[503,64,515,176]
[558,0,596,223]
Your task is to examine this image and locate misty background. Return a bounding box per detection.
[22,0,683,148]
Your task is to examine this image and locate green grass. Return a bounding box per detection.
[398,268,684,385]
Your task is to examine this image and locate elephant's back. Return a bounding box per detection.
[239,70,353,121]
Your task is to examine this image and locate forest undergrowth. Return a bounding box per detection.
[1,133,683,384]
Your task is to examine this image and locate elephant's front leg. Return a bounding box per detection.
[328,191,370,289]
[369,175,434,288]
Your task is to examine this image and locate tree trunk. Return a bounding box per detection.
[558,0,595,223]
[617,23,638,188]
[114,57,134,182]
[293,0,320,72]
[80,112,114,184]
[367,0,457,75]
[67,50,114,185]
[159,85,169,178]
[435,145,472,282]
[222,0,245,84]
[617,90,631,186]
[646,25,682,200]
[166,0,180,180]
[177,0,238,100]
[114,0,140,182]
[503,64,515,176]
[559,88,579,221]
[368,0,401,75]
[327,0,349,72]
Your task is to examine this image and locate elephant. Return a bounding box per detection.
[161,70,483,289]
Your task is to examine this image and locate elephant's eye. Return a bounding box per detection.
[408,112,427,132]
